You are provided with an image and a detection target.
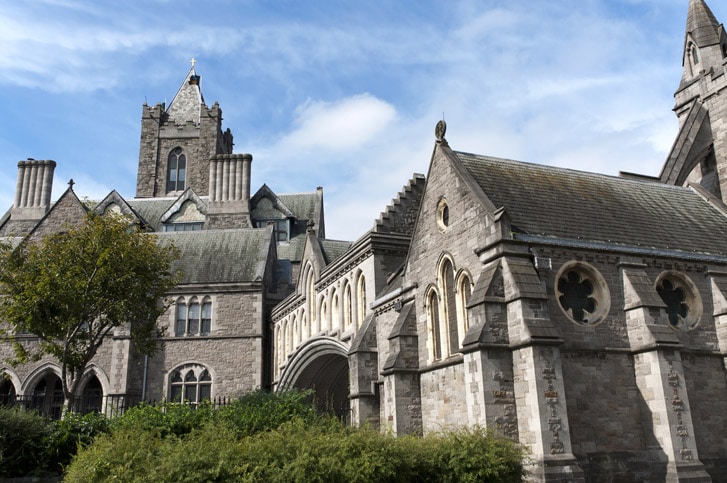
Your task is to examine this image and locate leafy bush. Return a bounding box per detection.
[110,389,320,438]
[67,416,525,482]
[47,411,109,473]
[0,406,109,478]
[0,405,52,477]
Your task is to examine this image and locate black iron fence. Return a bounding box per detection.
[0,393,352,423]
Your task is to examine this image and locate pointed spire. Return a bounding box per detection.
[686,0,721,47]
[166,59,205,125]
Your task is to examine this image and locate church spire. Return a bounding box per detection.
[680,0,726,85]
[685,0,721,48]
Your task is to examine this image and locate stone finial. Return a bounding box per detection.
[435,120,447,143]
[68,179,75,189]
[307,219,315,233]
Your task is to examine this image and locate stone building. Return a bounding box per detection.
[2,0,727,481]
[272,1,727,480]
[0,65,324,417]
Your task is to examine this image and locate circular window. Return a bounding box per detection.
[655,271,702,330]
[555,261,610,325]
[437,198,449,231]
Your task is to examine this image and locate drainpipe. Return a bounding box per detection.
[141,355,149,401]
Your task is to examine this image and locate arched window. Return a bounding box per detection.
[293,315,299,347]
[0,379,16,406]
[356,274,367,329]
[188,298,200,336]
[320,299,328,333]
[692,45,699,65]
[169,365,212,404]
[457,272,473,338]
[175,298,186,336]
[80,375,103,414]
[275,325,282,369]
[427,289,442,361]
[302,310,309,341]
[284,320,291,357]
[167,147,186,192]
[306,266,316,325]
[440,259,459,355]
[343,283,352,329]
[175,296,212,336]
[331,291,340,332]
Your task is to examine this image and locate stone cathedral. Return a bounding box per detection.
[2,0,727,481]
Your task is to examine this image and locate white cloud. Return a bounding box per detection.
[279,95,396,152]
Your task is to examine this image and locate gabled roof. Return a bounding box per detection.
[158,228,272,284]
[127,198,178,231]
[250,184,294,219]
[95,190,145,223]
[166,66,204,125]
[686,0,722,48]
[160,189,208,224]
[454,150,727,257]
[318,239,353,264]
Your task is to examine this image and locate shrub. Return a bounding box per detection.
[67,417,525,482]
[0,405,52,477]
[47,411,109,473]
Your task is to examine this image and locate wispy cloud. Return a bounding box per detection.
[0,0,696,240]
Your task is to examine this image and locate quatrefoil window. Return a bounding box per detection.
[558,271,596,323]
[655,272,702,331]
[555,261,610,326]
[657,279,688,327]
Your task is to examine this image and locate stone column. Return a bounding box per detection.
[502,253,584,481]
[622,265,711,481]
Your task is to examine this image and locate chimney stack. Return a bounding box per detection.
[206,153,253,228]
[12,159,56,219]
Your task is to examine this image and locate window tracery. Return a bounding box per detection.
[169,364,212,404]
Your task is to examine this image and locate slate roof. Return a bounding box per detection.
[157,228,271,284]
[455,151,727,257]
[278,193,317,221]
[276,236,306,261]
[128,198,177,231]
[318,239,353,264]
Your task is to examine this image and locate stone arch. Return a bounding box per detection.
[0,368,20,405]
[455,268,474,343]
[355,271,367,330]
[425,284,443,362]
[277,337,350,417]
[22,363,63,419]
[437,254,458,356]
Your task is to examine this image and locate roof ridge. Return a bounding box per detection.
[454,150,693,191]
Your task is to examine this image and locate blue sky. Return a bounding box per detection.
[0,0,704,240]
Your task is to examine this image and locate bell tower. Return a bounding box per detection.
[661,0,727,199]
[135,60,234,198]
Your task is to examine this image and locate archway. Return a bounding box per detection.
[30,373,63,419]
[278,338,350,421]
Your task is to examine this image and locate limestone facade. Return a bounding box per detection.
[2,2,727,481]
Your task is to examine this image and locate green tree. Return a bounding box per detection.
[0,213,179,413]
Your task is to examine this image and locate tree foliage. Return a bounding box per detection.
[0,213,179,411]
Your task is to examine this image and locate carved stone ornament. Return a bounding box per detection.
[435,120,447,142]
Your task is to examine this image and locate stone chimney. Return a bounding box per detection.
[206,153,253,228]
[12,159,56,220]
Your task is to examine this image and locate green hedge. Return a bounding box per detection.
[0,406,108,477]
[66,418,525,482]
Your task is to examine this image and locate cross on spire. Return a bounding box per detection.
[190,57,196,68]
